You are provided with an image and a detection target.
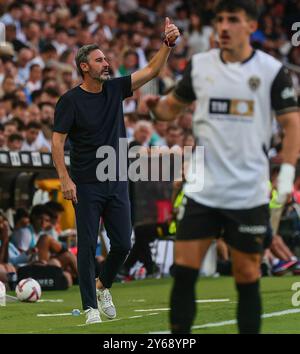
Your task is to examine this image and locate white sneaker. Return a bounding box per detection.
[85,307,102,324]
[96,288,116,319]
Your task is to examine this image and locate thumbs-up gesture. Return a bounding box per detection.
[164,17,180,47]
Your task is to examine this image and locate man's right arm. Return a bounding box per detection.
[146,60,196,121]
[147,92,189,122]
[52,132,77,203]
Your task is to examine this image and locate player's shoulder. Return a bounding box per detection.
[253,50,282,73]
[191,49,218,66]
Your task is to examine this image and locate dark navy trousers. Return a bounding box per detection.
[73,181,132,310]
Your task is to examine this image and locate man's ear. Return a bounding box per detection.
[249,20,258,35]
[80,62,89,74]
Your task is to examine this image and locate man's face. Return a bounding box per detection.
[30,66,42,81]
[215,10,257,52]
[134,126,152,144]
[4,124,17,138]
[28,105,41,122]
[154,121,168,136]
[166,129,182,147]
[8,139,22,151]
[34,213,51,232]
[41,105,54,123]
[81,49,110,82]
[26,128,39,144]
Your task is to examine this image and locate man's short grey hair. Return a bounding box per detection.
[75,44,100,78]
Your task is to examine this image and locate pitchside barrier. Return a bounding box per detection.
[0,151,178,225]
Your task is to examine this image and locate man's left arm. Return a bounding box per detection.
[272,66,300,203]
[131,17,180,91]
[276,112,300,166]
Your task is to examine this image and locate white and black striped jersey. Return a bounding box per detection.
[174,49,299,209]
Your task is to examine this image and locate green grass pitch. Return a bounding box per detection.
[1,276,300,334]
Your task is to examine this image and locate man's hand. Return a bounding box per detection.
[61,175,78,204]
[139,94,160,116]
[164,17,180,47]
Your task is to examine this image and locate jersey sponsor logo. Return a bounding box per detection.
[248,76,261,91]
[209,98,254,117]
[281,87,297,100]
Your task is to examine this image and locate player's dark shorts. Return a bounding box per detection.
[176,196,269,254]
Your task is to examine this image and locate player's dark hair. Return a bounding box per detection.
[215,0,258,20]
[75,44,100,78]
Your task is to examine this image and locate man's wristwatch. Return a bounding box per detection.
[163,38,176,48]
[162,33,176,48]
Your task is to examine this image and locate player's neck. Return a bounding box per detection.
[221,44,254,64]
[80,77,103,93]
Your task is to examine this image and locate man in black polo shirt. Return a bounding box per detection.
[52,18,180,324]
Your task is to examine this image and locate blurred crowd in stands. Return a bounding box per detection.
[1,0,300,287]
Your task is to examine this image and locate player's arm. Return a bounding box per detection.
[131,17,180,91]
[276,112,300,166]
[272,66,300,203]
[145,60,196,122]
[52,132,77,203]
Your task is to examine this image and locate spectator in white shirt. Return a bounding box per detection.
[25,64,42,94]
[21,121,42,151]
[16,47,34,85]
[51,27,69,56]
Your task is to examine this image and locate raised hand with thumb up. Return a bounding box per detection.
[164,17,180,48]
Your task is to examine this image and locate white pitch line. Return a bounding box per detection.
[135,308,169,312]
[37,299,64,303]
[262,308,300,319]
[135,299,230,312]
[193,319,236,329]
[37,313,72,317]
[193,308,300,329]
[150,308,300,333]
[5,295,18,302]
[195,298,230,303]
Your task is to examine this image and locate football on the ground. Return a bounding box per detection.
[15,278,42,302]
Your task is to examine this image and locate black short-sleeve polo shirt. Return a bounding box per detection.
[53,75,133,183]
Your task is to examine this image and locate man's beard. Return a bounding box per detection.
[91,71,110,82]
[99,73,111,82]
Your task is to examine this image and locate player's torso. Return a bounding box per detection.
[191,49,281,151]
[185,50,282,208]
